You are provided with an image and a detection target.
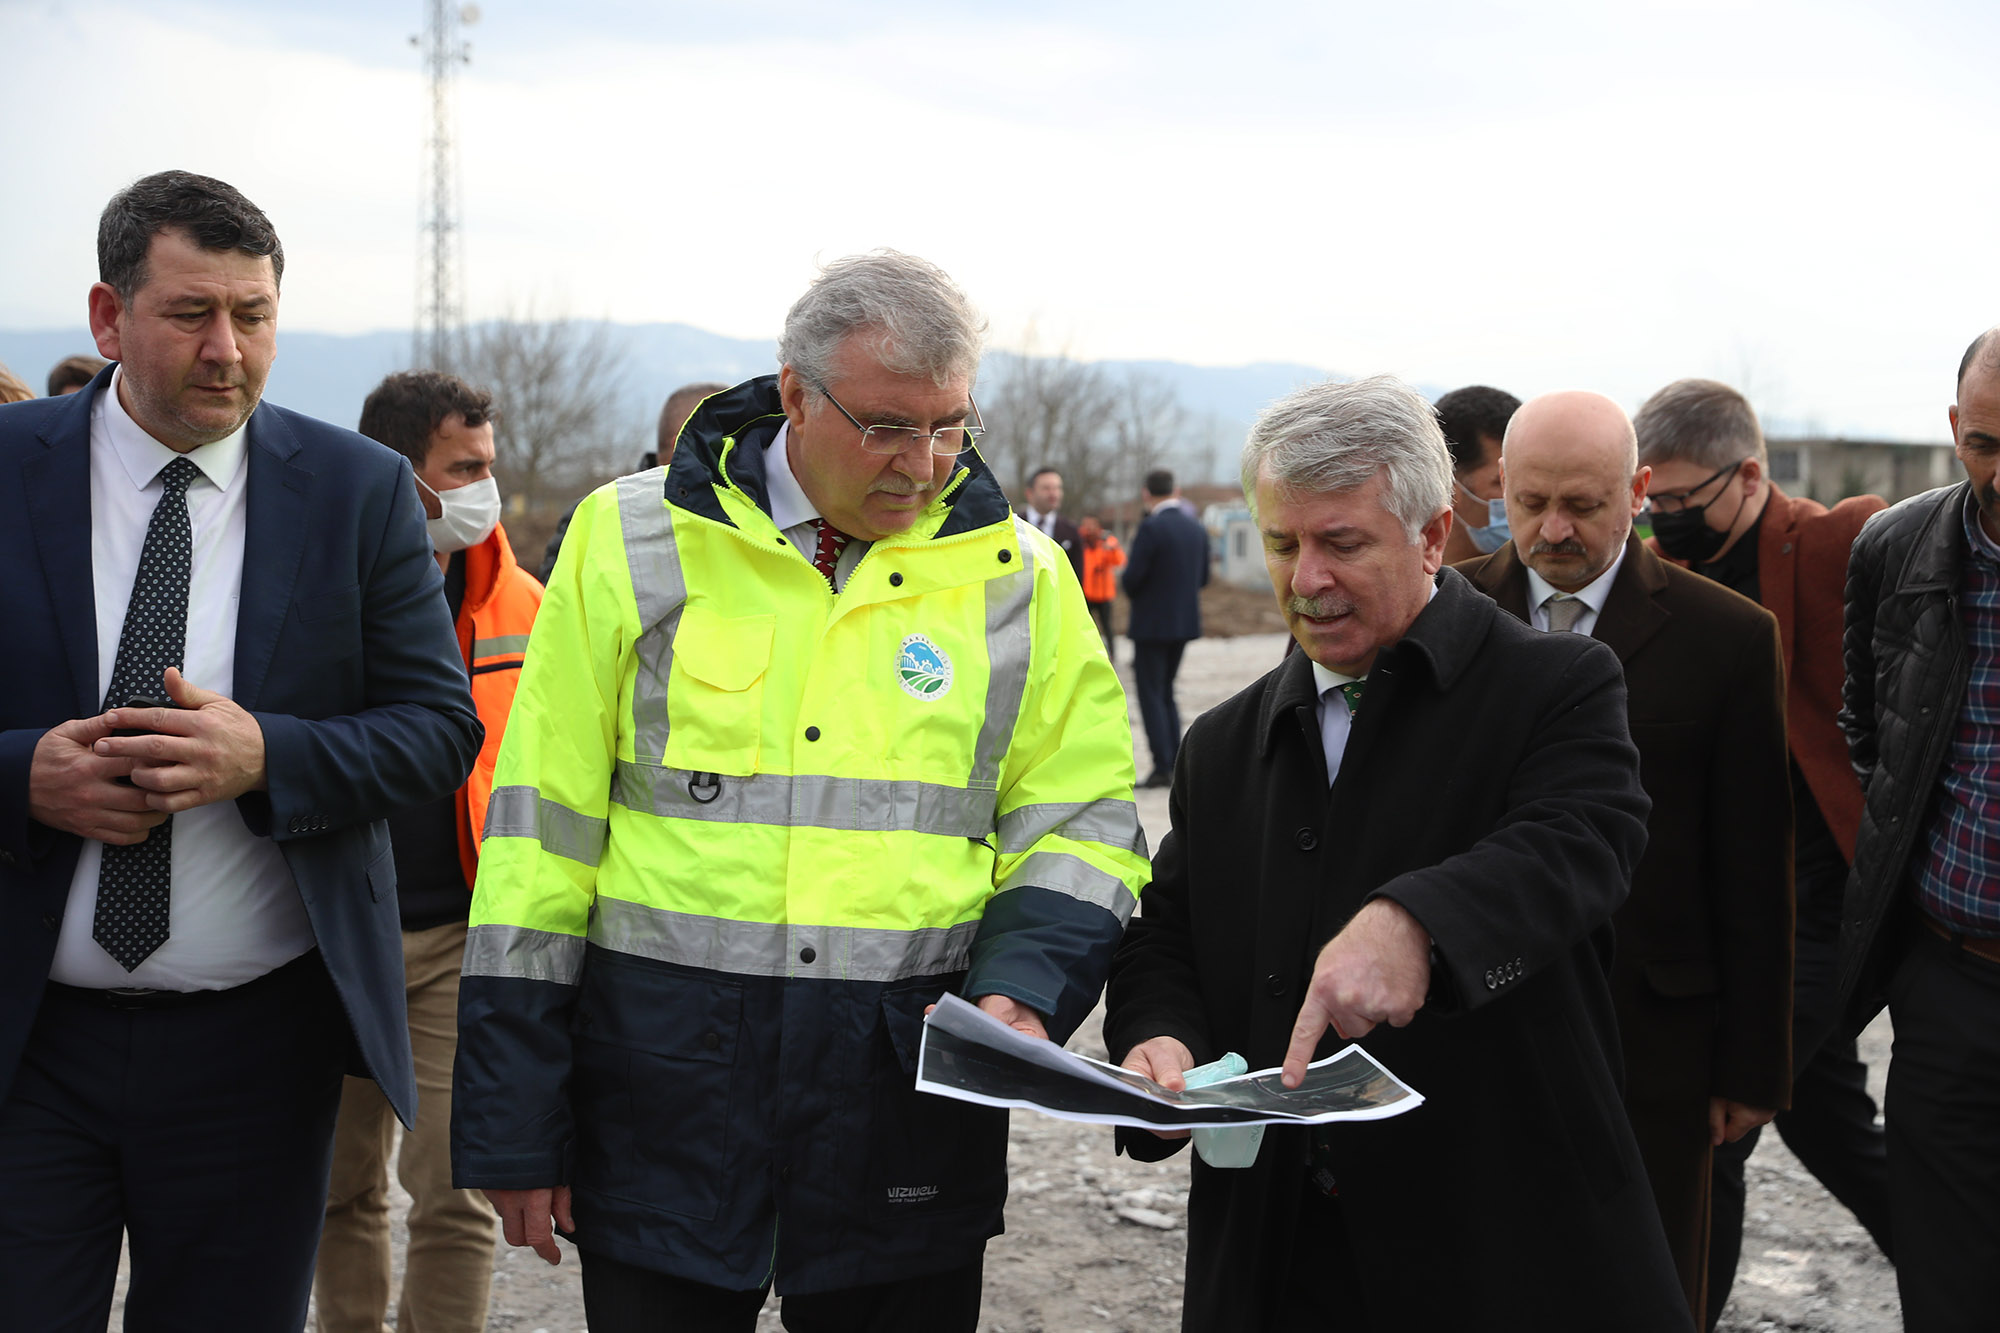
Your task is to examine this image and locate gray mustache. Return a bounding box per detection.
[1286,596,1356,618]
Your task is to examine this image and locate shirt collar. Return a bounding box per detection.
[1525,542,1627,618]
[764,420,820,531]
[1962,488,2000,564]
[95,365,249,495]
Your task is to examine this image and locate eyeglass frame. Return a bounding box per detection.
[1642,458,1744,515]
[815,383,985,457]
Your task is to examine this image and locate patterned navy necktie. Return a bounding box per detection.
[94,456,200,971]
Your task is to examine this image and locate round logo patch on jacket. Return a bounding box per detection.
[896,634,953,700]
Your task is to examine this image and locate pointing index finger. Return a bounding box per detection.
[1282,994,1333,1088]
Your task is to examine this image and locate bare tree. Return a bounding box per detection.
[979,330,1217,522]
[453,309,644,521]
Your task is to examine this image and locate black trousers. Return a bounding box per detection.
[0,951,350,1332]
[1131,638,1188,778]
[1884,925,2000,1332]
[579,1247,983,1333]
[1706,849,1892,1327]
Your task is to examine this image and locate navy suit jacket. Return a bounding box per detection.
[1121,501,1210,642]
[0,369,482,1125]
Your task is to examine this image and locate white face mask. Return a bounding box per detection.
[416,473,501,553]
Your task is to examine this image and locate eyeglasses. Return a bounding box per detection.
[817,384,985,457]
[1643,458,1744,515]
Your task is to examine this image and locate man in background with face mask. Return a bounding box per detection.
[1457,390,1794,1325]
[1635,378,1892,1326]
[1436,385,1520,565]
[313,369,542,1333]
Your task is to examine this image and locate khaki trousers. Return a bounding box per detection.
[313,919,497,1333]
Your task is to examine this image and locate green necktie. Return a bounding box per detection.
[1337,680,1364,716]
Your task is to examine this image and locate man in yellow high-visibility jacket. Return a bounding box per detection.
[451,251,1149,1332]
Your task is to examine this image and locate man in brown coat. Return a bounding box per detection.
[1457,390,1794,1322]
[1636,378,1892,1324]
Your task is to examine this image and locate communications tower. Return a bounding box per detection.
[412,1,478,370]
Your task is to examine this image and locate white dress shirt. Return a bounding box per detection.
[766,421,868,591]
[51,371,313,991]
[1524,544,1628,637]
[1310,583,1438,785]
[1310,660,1364,789]
[1023,504,1058,539]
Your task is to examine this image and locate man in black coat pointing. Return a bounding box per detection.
[1104,375,1689,1331]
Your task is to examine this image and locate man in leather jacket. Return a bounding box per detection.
[1838,326,2000,1332]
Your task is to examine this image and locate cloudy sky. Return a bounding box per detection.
[3,0,1992,438]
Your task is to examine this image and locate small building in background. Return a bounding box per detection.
[1767,437,1956,506]
[1204,503,1267,590]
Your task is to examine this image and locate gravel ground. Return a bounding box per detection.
[115,631,1903,1330]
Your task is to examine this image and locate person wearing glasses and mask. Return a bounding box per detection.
[452,251,1147,1333]
[1435,385,1521,565]
[1635,378,1891,1328]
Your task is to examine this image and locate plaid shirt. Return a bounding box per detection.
[1915,495,2000,935]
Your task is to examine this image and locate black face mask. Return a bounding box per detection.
[1650,461,1743,563]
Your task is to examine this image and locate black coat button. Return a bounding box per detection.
[1295,828,1318,851]
[1266,973,1285,997]
[805,726,821,742]
[799,945,817,964]
[702,1031,721,1051]
[889,572,904,587]
[998,549,1012,563]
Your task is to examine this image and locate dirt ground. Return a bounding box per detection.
[116,630,1902,1330]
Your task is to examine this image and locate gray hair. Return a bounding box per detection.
[1240,375,1453,542]
[777,250,985,390]
[1633,378,1765,471]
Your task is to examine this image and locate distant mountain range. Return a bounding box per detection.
[0,322,1347,480]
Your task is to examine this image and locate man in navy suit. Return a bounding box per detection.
[1122,467,1210,786]
[0,170,481,1328]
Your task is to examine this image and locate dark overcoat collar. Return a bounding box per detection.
[1463,532,1671,666]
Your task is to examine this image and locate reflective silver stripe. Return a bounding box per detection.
[484,785,608,867]
[610,761,996,838]
[969,533,1036,791]
[591,897,979,982]
[463,922,587,985]
[471,633,531,658]
[616,470,688,764]
[997,850,1137,923]
[996,799,1147,858]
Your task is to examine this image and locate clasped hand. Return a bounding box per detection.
[29,668,267,842]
